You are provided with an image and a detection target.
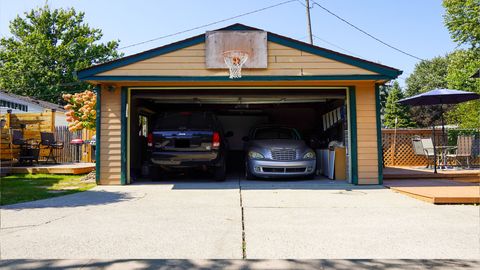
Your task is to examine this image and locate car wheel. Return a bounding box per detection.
[245,162,256,180]
[213,164,226,181]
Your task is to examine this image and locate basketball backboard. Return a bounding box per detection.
[205,30,268,69]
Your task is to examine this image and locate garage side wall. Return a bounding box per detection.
[355,82,380,184]
[99,86,122,185]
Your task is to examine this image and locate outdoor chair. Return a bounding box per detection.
[412,136,435,168]
[421,138,440,168]
[11,129,40,165]
[12,129,27,146]
[40,132,64,164]
[447,135,474,168]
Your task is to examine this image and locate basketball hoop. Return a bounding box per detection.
[223,50,248,79]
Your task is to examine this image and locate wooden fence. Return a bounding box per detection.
[382,129,479,167]
[52,126,95,163]
[0,110,94,164]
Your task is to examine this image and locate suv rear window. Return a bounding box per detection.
[154,112,214,130]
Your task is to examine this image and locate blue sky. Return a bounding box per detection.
[0,0,457,85]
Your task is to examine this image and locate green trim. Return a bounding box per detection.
[348,86,358,185]
[120,87,128,185]
[82,75,393,82]
[375,84,384,185]
[77,23,402,80]
[94,85,101,185]
[267,34,401,78]
[78,35,205,78]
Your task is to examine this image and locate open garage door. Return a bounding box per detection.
[127,87,351,183]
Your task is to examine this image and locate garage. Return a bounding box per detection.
[77,23,402,185]
[128,88,348,182]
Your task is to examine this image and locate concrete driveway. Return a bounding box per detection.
[1,175,479,260]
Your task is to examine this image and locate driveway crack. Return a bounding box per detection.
[238,176,246,259]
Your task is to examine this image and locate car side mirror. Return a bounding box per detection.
[225,131,234,138]
[242,136,249,142]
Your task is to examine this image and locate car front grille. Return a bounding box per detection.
[271,149,297,161]
[262,167,306,173]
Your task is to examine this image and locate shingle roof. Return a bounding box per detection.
[0,90,66,112]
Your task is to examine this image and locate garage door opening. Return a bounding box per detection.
[127,88,351,183]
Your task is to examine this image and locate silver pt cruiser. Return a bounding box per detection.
[243,126,316,179]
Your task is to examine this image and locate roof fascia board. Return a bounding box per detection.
[83,74,392,82]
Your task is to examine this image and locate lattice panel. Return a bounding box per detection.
[381,129,472,167]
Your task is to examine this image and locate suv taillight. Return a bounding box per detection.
[147,133,153,147]
[212,132,220,149]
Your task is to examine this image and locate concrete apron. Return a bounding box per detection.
[1,176,479,260]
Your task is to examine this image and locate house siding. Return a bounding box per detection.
[355,81,379,184]
[99,85,122,185]
[98,42,378,77]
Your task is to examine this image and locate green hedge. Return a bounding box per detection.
[447,129,480,145]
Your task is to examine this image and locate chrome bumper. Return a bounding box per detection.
[247,159,316,178]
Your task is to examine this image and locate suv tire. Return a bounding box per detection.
[213,163,226,181]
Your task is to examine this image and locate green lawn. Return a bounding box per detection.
[1,174,96,206]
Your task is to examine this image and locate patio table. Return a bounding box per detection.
[425,146,456,169]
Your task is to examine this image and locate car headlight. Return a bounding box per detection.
[248,151,264,159]
[303,151,315,159]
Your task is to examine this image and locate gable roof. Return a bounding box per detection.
[0,90,65,112]
[77,23,402,80]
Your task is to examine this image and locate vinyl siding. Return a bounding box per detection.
[98,42,378,77]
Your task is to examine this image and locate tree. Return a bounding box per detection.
[383,81,415,128]
[445,49,480,128]
[443,0,480,49]
[442,0,480,128]
[405,56,449,97]
[63,90,96,131]
[378,84,391,117]
[405,56,450,126]
[0,5,122,103]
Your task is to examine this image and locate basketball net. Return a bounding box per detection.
[223,50,248,79]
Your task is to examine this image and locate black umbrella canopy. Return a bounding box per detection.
[398,88,480,106]
[397,88,479,173]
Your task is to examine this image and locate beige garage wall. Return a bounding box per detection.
[98,42,378,77]
[99,86,122,185]
[97,82,381,185]
[355,81,379,184]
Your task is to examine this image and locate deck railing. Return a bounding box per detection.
[0,110,94,163]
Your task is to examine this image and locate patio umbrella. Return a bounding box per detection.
[398,88,480,173]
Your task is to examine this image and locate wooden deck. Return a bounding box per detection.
[384,166,480,182]
[4,163,95,175]
[384,179,480,204]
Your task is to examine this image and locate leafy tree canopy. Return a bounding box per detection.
[383,81,416,128]
[405,56,450,127]
[445,49,480,128]
[443,0,480,48]
[0,5,122,103]
[442,0,480,128]
[405,56,449,97]
[378,84,390,117]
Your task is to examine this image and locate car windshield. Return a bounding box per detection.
[253,127,300,140]
[155,112,214,130]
